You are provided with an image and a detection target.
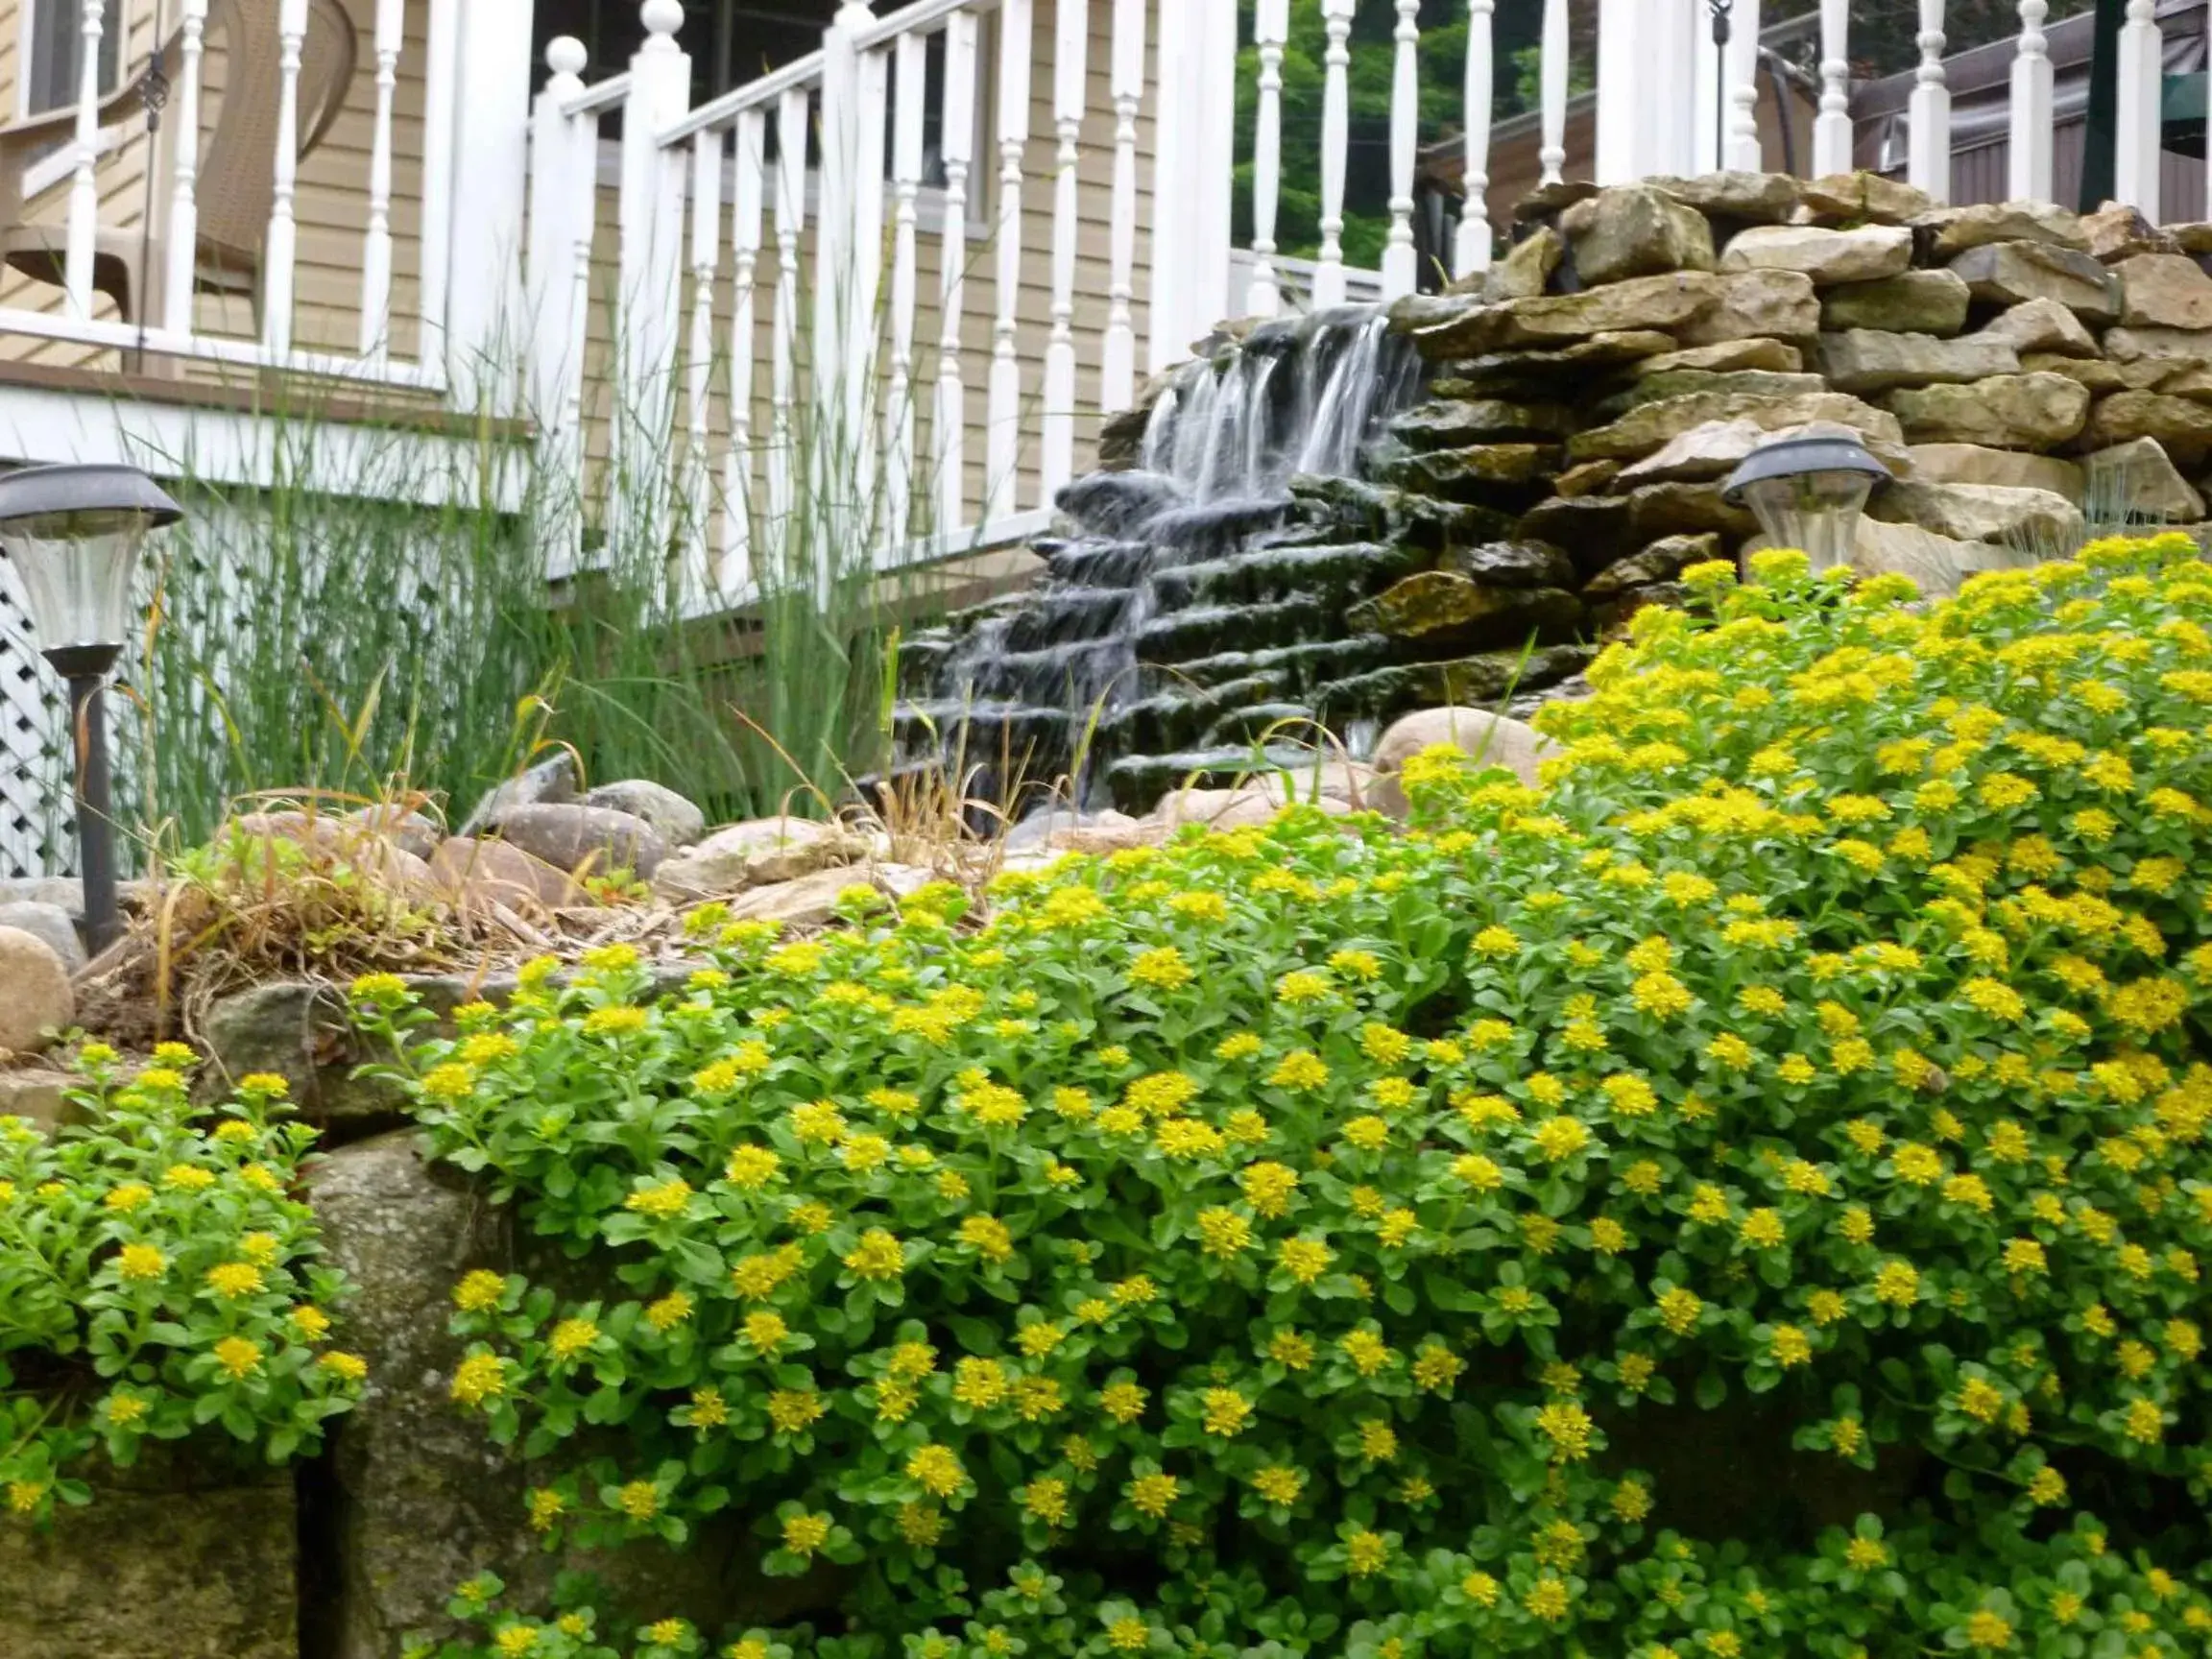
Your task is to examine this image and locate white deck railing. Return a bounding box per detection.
[0,0,532,394]
[528,0,2212,609]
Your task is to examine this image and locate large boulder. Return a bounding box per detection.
[425,836,585,911]
[456,753,579,839]
[1948,241,2122,322]
[1641,171,1804,224]
[580,780,709,847]
[2080,392,2212,463]
[1849,518,2015,598]
[484,802,670,880]
[1388,398,1577,448]
[651,816,867,903]
[1372,707,1559,793]
[1583,533,1722,598]
[1567,389,1903,464]
[309,1134,810,1659]
[2083,436,2206,519]
[1718,224,1912,285]
[0,1067,71,1136]
[0,899,83,972]
[1346,573,1582,652]
[1379,442,1562,505]
[1437,330,1679,396]
[0,925,73,1056]
[1797,172,1933,224]
[1818,270,1971,334]
[1866,481,2083,545]
[1973,297,2101,358]
[0,1465,297,1659]
[1616,417,1911,489]
[1816,329,2020,394]
[1630,338,1804,376]
[1674,270,1822,346]
[1479,224,1563,301]
[1560,183,1716,285]
[2080,201,2176,262]
[1917,200,2088,258]
[201,981,410,1140]
[1884,373,2092,447]
[1907,443,2084,502]
[2115,252,2212,329]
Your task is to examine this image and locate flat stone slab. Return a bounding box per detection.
[1719,223,1913,284]
[1817,329,2020,394]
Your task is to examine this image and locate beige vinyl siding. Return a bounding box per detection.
[567,0,1160,557]
[0,0,441,396]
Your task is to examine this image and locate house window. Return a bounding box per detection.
[24,0,125,117]
[532,0,838,108]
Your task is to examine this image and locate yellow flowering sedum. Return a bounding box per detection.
[364,538,2212,1656]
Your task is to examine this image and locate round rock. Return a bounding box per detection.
[0,901,84,973]
[0,925,76,1055]
[483,803,670,879]
[581,780,709,847]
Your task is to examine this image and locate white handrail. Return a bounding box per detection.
[658,52,820,143]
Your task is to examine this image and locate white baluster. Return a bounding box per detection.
[561,110,598,559]
[725,108,766,584]
[1539,0,1569,186]
[1456,0,1492,276]
[986,0,1032,525]
[163,0,209,335]
[1314,0,1354,309]
[1042,0,1088,500]
[524,36,589,429]
[1593,0,1641,185]
[1907,0,1949,203]
[885,32,926,544]
[262,0,308,353]
[1725,0,1761,173]
[1101,0,1144,410]
[358,0,404,358]
[936,10,979,533]
[2008,2,2053,204]
[770,86,808,535]
[1814,0,1852,178]
[2115,0,2161,220]
[1652,0,1698,177]
[685,127,722,590]
[63,0,106,321]
[849,38,888,542]
[1382,0,1420,299]
[1248,0,1287,319]
[420,0,459,361]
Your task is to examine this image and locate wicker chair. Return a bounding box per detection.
[0,0,357,325]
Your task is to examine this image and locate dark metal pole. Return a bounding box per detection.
[46,643,123,955]
[1709,0,1735,172]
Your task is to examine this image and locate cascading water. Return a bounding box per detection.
[895,306,1430,811]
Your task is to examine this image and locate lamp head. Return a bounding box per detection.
[1720,431,1892,576]
[0,464,180,662]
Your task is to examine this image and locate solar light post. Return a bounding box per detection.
[0,465,182,953]
[1720,432,1893,578]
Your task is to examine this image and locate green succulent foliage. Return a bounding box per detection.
[0,1050,363,1523]
[370,537,2212,1657]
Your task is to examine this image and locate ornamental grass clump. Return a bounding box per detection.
[367,535,2212,1657]
[0,1051,362,1521]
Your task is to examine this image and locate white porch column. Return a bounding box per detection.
[1148,0,1236,369]
[1648,0,1698,179]
[445,0,535,410]
[1593,0,1643,184]
[2114,0,2162,219]
[613,0,691,556]
[524,37,589,429]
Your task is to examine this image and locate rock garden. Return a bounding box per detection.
[6,178,2212,1659]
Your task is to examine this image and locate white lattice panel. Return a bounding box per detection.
[0,561,68,880]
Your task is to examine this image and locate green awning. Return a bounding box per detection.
[2165,71,2208,158]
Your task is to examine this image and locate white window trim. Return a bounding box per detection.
[17,0,131,122]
